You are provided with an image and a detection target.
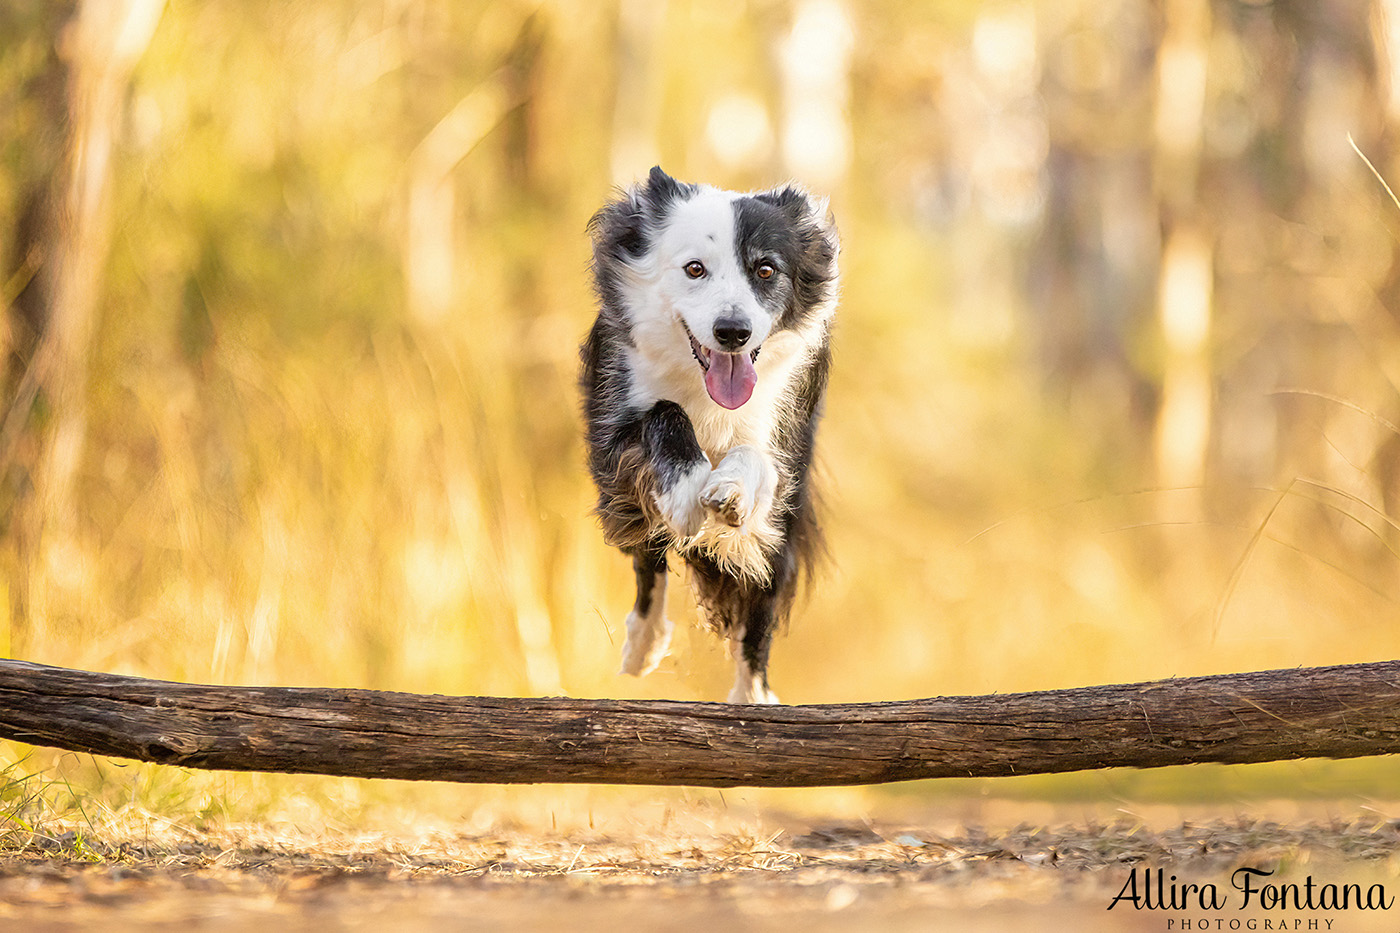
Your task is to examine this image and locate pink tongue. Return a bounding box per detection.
[703,351,757,409]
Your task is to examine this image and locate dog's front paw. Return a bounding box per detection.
[700,474,753,528]
[700,446,773,531]
[654,461,711,539]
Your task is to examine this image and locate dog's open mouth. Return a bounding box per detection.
[682,322,760,411]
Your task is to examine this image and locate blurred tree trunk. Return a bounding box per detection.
[608,0,668,183]
[1358,0,1400,525]
[404,76,513,326]
[1207,0,1390,486]
[1030,3,1160,470]
[1152,0,1213,493]
[6,0,164,634]
[1,4,71,454]
[776,0,854,191]
[0,3,77,659]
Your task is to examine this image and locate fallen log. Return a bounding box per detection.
[0,658,1397,787]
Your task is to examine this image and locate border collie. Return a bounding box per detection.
[581,167,839,704]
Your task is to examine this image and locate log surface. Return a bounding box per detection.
[0,658,1398,787]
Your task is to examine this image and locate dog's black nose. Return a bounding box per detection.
[712,318,752,351]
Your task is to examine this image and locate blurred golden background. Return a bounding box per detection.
[5,0,1400,813]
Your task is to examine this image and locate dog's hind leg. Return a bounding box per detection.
[618,401,713,677]
[619,544,672,677]
[722,551,797,705]
[686,548,790,704]
[728,636,778,704]
[728,604,780,705]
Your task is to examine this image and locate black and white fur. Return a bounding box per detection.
[581,167,838,704]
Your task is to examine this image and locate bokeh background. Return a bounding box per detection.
[6,0,1400,815]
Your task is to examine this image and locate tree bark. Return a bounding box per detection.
[0,658,1398,787]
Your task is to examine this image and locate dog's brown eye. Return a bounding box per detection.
[755,262,776,280]
[684,261,706,279]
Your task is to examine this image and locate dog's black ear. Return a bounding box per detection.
[589,168,697,263]
[642,166,695,214]
[588,189,648,261]
[761,185,837,239]
[760,184,839,314]
[646,165,681,198]
[764,185,838,257]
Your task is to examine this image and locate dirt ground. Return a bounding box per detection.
[5,804,1400,932]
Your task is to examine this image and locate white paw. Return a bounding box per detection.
[700,475,753,528]
[727,678,780,705]
[700,446,774,532]
[619,610,673,677]
[655,461,711,539]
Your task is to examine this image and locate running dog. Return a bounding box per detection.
[581,167,838,703]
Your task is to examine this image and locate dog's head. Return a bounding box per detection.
[590,167,838,410]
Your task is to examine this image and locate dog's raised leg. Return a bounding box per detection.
[644,401,712,540]
[619,546,671,676]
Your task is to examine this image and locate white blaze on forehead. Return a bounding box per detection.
[655,187,740,272]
